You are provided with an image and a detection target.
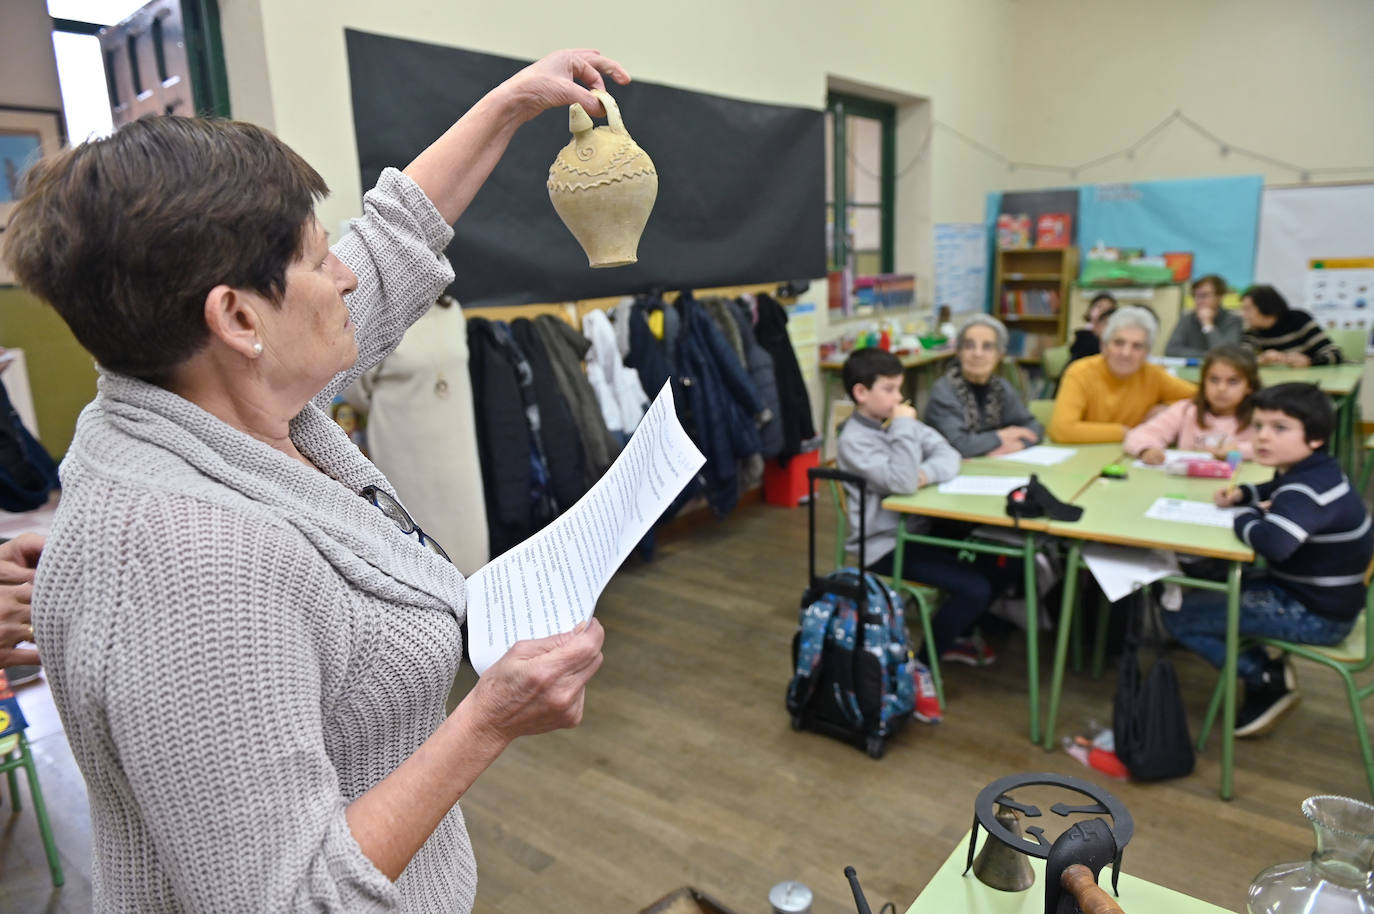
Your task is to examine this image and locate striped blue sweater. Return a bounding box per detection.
[1234,452,1372,621]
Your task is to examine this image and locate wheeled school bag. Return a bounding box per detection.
[786,467,917,759]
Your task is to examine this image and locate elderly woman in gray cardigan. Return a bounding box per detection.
[924,314,1045,456]
[6,50,623,913]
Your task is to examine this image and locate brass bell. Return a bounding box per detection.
[972,803,1036,892]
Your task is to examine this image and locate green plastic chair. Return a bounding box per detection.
[1039,345,1071,398]
[998,358,1029,401]
[822,472,946,709]
[1028,399,1055,429]
[1360,434,1374,494]
[0,728,63,886]
[1197,577,1374,798]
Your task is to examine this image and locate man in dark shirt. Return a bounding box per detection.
[1241,284,1342,366]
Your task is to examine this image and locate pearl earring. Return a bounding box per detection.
[252,342,263,355]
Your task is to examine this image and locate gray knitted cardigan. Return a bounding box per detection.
[35,169,479,912]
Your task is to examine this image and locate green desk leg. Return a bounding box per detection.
[1220,560,1241,799]
[1023,531,1040,746]
[1043,541,1083,750]
[1195,560,1244,800]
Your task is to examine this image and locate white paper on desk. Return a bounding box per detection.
[1132,449,1211,470]
[936,475,1029,496]
[464,381,706,675]
[991,445,1076,466]
[1143,497,1240,528]
[1082,543,1180,603]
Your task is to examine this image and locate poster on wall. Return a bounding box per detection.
[1305,257,1374,351]
[934,223,988,314]
[1076,175,1263,291]
[1255,183,1374,314]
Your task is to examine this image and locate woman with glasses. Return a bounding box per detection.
[923,314,1044,457]
[4,49,618,913]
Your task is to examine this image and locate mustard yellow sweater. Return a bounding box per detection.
[1049,355,1198,443]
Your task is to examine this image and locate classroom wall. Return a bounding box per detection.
[1,0,62,110]
[1001,0,1374,191]
[224,0,1020,278]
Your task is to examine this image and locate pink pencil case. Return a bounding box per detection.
[1165,459,1232,478]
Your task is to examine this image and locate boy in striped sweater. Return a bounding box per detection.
[1166,382,1371,737]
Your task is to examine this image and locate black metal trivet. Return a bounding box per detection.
[962,771,1134,895]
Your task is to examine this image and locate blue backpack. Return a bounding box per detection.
[786,468,917,758]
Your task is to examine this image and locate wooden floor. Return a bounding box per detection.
[5,496,1373,913]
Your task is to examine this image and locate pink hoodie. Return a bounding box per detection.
[1123,399,1255,458]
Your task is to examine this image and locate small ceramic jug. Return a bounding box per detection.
[547,89,658,268]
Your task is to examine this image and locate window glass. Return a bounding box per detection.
[51,31,114,142]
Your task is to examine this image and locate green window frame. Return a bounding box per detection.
[826,92,895,276]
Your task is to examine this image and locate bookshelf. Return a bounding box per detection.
[994,246,1079,362]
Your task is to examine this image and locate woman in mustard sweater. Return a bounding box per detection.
[1049,306,1198,443]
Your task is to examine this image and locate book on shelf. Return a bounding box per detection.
[1000,288,1061,316]
[1035,212,1072,248]
[997,213,1031,249]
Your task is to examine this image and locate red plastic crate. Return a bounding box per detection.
[763,449,821,508]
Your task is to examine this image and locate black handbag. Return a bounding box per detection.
[1112,591,1195,780]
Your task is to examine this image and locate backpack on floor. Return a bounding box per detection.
[785,467,916,759]
[1112,590,1195,780]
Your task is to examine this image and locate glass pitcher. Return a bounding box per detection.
[1248,795,1374,914]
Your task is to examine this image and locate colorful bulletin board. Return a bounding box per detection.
[1076,175,1263,292]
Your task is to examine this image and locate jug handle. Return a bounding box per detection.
[590,89,626,135]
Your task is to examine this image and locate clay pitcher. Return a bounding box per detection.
[547,89,657,268]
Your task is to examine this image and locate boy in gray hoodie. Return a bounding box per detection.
[836,348,1000,666]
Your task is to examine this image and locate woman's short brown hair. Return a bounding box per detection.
[1190,274,1227,299]
[2,116,328,381]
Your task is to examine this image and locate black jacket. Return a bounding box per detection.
[466,318,535,556]
[675,292,763,515]
[731,298,784,458]
[754,293,815,460]
[511,319,587,515]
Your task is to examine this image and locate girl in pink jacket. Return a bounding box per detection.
[1125,343,1261,464]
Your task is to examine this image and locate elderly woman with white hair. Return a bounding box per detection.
[1049,306,1198,443]
[924,314,1044,456]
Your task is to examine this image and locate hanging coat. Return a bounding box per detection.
[730,297,784,459]
[582,308,649,435]
[467,317,535,556]
[532,314,619,484]
[510,318,586,515]
[675,292,764,516]
[754,293,816,461]
[625,300,673,400]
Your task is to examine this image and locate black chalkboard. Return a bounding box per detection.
[346,31,826,307]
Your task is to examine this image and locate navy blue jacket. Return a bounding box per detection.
[1235,452,1372,621]
[675,293,764,515]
